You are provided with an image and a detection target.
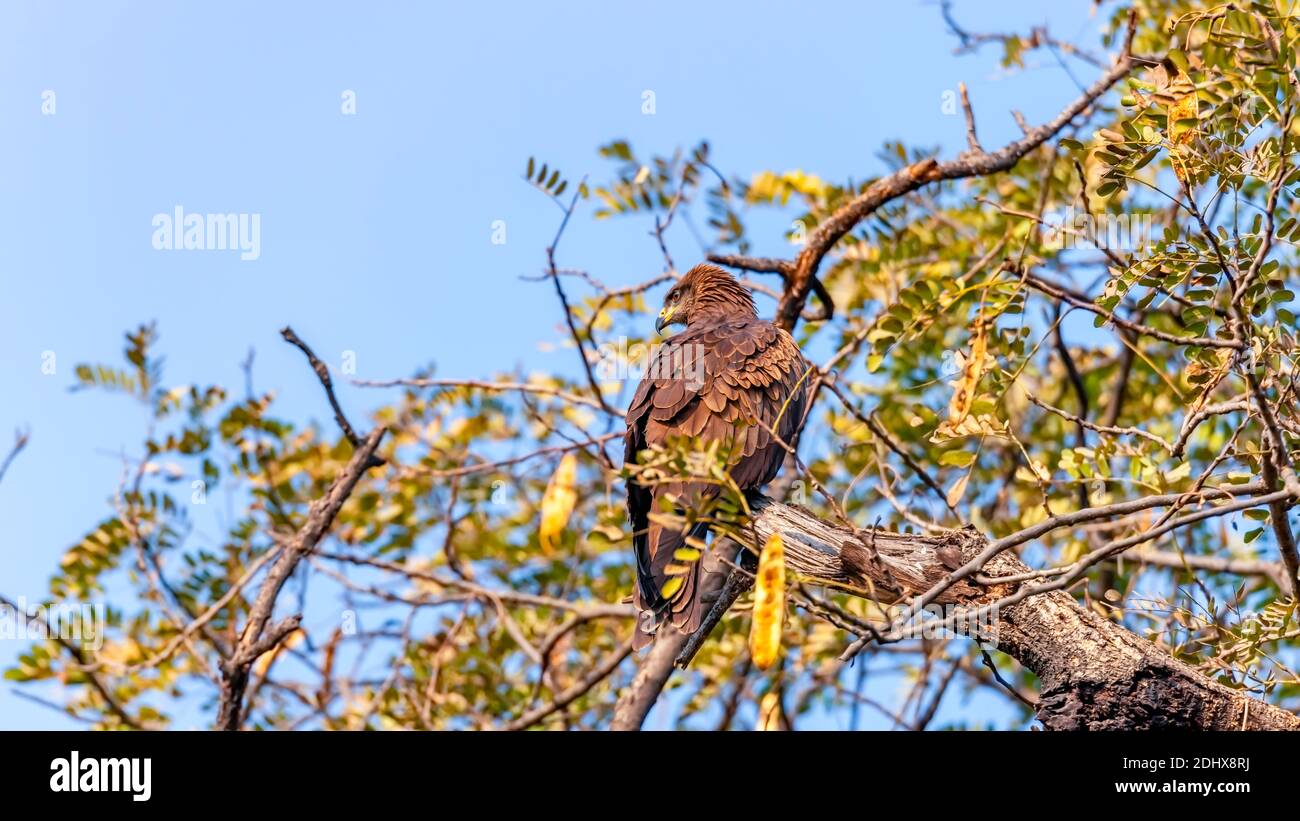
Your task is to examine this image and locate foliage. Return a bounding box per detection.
[7,0,1300,730]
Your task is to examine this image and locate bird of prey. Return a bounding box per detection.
[624,263,813,649]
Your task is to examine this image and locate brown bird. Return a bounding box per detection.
[624,264,813,649]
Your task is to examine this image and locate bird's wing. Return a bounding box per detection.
[625,320,812,643]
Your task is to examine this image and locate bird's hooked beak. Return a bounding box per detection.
[655,304,679,335]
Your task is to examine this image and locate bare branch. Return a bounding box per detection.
[354,377,617,415]
[216,424,386,730]
[500,639,634,731]
[772,14,1139,331]
[281,326,384,469]
[0,428,30,486]
[958,82,982,153]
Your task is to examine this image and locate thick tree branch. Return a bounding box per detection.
[216,427,385,730]
[610,629,690,731]
[611,492,1300,730]
[768,14,1139,331]
[217,327,389,730]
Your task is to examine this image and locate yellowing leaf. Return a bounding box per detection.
[946,472,970,508]
[538,453,578,554]
[749,532,786,670]
[660,575,684,599]
[1168,89,1198,146]
[931,413,1008,443]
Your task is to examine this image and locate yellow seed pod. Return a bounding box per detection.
[538,453,578,554]
[756,691,782,731]
[1168,90,1198,147]
[749,532,786,670]
[1167,73,1199,185]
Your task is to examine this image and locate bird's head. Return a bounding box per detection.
[655,263,757,334]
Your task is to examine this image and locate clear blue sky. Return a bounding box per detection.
[0,0,1108,729]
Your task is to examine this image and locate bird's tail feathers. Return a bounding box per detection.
[632,519,710,650]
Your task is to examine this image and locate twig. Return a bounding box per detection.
[958,82,982,153]
[499,639,634,731]
[674,546,755,669]
[707,252,836,322]
[1124,548,1289,590]
[544,177,618,417]
[0,428,30,486]
[977,641,1037,709]
[772,12,1139,331]
[1020,269,1242,350]
[823,378,960,516]
[1024,390,1172,451]
[281,326,384,469]
[0,594,147,729]
[354,377,616,415]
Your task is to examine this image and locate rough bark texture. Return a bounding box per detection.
[217,427,386,730]
[739,494,1299,730]
[610,629,689,731]
[610,537,736,730]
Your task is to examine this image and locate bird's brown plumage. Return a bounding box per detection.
[624,264,812,649]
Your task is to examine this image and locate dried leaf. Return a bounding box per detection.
[946,472,970,508]
[947,321,988,424]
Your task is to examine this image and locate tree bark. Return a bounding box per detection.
[610,629,689,731]
[611,494,1300,730]
[217,427,386,730]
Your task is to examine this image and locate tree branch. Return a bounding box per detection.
[216,427,385,730]
[217,327,390,730]
[0,428,29,486]
[500,639,634,731]
[770,13,1139,331]
[610,491,1300,730]
[281,326,384,469]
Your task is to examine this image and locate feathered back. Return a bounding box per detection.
[625,265,812,649]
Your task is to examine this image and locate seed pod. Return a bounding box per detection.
[1166,71,1199,184]
[538,453,578,554]
[749,532,786,670]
